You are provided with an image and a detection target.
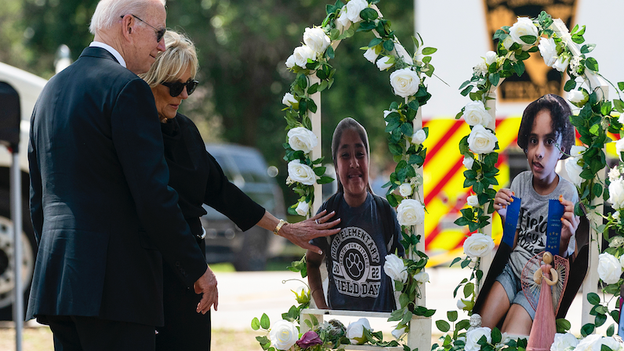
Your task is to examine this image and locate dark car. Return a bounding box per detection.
[201,144,286,271]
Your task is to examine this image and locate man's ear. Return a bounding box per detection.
[121,15,133,41]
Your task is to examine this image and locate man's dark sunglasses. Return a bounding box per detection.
[162,79,199,97]
[121,14,166,42]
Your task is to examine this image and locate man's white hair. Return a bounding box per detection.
[89,0,166,35]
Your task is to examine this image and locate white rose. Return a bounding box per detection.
[464,233,495,259]
[609,179,624,210]
[395,43,414,65]
[553,55,570,72]
[509,17,538,50]
[565,158,583,187]
[569,145,586,157]
[346,0,368,23]
[414,271,429,284]
[363,47,379,63]
[285,55,296,69]
[473,60,488,76]
[288,160,316,185]
[376,56,394,71]
[467,125,497,154]
[295,201,309,216]
[390,68,419,98]
[282,92,297,107]
[287,127,318,154]
[412,129,427,145]
[293,45,316,68]
[574,334,603,351]
[538,37,558,67]
[346,318,371,345]
[568,90,586,104]
[336,9,351,32]
[463,100,492,127]
[592,337,622,351]
[463,156,474,170]
[399,183,413,197]
[269,320,299,350]
[598,253,622,285]
[616,138,624,159]
[396,199,425,226]
[467,195,479,207]
[484,51,497,65]
[384,254,407,283]
[457,299,467,309]
[502,36,515,50]
[465,327,492,351]
[391,326,406,340]
[303,27,330,54]
[551,333,578,351]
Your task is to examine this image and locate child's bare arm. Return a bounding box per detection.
[559,195,579,257]
[493,188,514,220]
[306,250,328,309]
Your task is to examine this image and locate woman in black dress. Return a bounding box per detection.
[140,31,340,350]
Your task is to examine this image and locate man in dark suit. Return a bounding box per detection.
[27,0,217,349]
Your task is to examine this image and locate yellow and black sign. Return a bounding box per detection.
[484,0,577,102]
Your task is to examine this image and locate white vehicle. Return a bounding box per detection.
[0,62,46,319]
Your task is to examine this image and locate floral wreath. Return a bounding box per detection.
[253,0,437,349]
[432,11,624,351]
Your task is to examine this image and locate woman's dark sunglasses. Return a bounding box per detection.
[162,79,199,97]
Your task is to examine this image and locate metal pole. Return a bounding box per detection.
[11,151,23,351]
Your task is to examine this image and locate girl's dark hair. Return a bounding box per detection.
[517,94,575,160]
[331,117,373,194]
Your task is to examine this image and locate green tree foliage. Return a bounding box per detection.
[5,0,414,205]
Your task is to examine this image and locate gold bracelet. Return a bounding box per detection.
[273,219,288,236]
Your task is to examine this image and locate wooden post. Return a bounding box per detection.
[309,75,323,214]
[477,85,498,293]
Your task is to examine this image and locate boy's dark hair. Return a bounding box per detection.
[331,117,373,194]
[517,94,575,160]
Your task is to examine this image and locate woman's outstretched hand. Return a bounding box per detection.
[279,210,341,255]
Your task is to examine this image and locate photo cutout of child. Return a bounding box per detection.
[475,94,580,336]
[306,118,404,312]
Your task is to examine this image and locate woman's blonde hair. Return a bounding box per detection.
[140,31,198,87]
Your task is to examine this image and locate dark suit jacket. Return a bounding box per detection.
[27,47,207,326]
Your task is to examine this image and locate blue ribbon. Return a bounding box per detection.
[545,199,565,256]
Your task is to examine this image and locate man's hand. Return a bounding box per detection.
[194,266,218,314]
[279,210,341,255]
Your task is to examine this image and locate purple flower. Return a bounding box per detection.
[296,331,323,349]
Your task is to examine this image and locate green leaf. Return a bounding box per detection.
[260,313,270,329]
[360,7,378,21]
[581,323,595,337]
[607,324,615,337]
[595,313,607,327]
[564,79,577,92]
[383,40,395,52]
[491,327,502,344]
[317,176,334,184]
[489,73,500,87]
[436,320,451,333]
[513,61,525,76]
[251,317,261,330]
[586,57,599,72]
[520,35,536,44]
[422,47,437,55]
[450,257,462,267]
[556,318,571,333]
[447,310,458,322]
[587,293,601,306]
[463,282,474,298]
